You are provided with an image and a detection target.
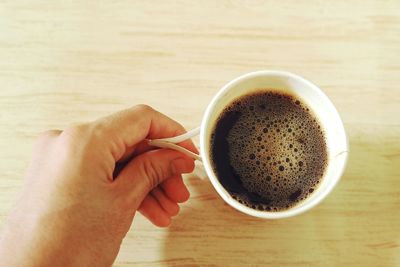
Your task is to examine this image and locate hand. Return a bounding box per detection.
[0,105,196,267]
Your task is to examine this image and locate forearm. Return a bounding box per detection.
[0,211,51,267]
[0,207,111,267]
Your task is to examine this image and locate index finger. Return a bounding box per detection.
[94,104,198,161]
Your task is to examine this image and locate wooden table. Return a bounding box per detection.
[1,1,399,266]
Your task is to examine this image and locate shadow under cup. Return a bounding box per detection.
[200,70,349,219]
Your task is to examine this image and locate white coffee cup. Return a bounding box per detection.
[151,70,349,219]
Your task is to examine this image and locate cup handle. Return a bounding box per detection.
[147,127,207,179]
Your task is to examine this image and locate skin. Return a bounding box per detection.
[0,105,197,267]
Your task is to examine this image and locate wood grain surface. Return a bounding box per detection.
[1,1,399,266]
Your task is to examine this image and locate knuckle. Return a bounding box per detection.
[59,124,91,149]
[134,104,154,114]
[174,124,186,136]
[38,129,61,140]
[60,123,109,158]
[34,130,61,149]
[63,124,87,137]
[90,121,108,140]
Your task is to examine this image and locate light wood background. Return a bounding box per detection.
[1,1,399,266]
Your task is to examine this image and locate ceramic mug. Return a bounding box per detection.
[151,70,349,219]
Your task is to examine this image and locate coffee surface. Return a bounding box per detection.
[210,90,327,211]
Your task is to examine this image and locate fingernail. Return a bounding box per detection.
[171,158,190,174]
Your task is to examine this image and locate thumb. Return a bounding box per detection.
[115,149,194,205]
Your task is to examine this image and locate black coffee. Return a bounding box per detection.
[210,90,327,211]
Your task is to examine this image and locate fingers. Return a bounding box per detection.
[138,194,171,227]
[160,174,190,203]
[139,186,183,227]
[94,105,198,161]
[115,148,194,206]
[151,187,179,216]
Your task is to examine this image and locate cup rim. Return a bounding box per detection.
[199,70,349,219]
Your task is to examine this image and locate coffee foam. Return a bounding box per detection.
[211,91,327,211]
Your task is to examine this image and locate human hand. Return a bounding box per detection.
[0,105,196,267]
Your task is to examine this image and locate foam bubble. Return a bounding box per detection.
[211,90,327,212]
